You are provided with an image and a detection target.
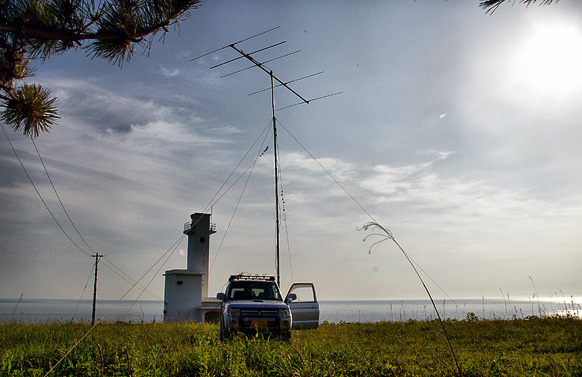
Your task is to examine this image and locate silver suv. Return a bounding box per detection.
[217,275,295,339]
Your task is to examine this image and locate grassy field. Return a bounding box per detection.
[1,316,581,376]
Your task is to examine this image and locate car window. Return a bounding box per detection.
[288,284,317,303]
[228,281,282,301]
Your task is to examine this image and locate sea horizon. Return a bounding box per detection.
[1,297,579,324]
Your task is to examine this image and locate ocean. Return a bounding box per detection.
[1,297,579,324]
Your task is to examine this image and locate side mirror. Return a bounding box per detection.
[216,292,226,301]
[286,293,297,303]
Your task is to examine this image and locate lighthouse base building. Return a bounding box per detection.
[163,213,221,323]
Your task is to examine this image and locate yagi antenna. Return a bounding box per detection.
[191,26,342,109]
[192,27,341,287]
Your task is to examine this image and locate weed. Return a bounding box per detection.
[1,318,581,376]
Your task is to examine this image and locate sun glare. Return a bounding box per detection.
[516,24,582,94]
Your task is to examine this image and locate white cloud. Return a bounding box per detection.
[159,67,181,77]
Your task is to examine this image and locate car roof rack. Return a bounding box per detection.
[228,274,276,282]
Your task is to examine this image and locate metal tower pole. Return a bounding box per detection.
[201,36,314,287]
[271,71,281,288]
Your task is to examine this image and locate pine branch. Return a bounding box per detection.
[480,0,558,14]
[0,0,200,136]
[1,83,59,137]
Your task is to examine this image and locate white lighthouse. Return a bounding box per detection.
[163,213,220,322]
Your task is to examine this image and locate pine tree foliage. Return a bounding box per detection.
[480,0,557,14]
[0,0,200,137]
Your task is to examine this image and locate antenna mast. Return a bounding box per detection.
[225,44,308,288]
[271,71,281,288]
[192,27,339,287]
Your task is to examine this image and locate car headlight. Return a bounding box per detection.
[228,308,240,318]
[278,308,291,318]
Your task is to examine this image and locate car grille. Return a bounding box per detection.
[240,309,278,317]
[240,309,278,332]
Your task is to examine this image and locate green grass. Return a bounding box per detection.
[1,317,581,376]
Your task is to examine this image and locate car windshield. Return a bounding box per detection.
[228,281,282,301]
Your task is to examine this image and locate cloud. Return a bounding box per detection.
[0,74,248,268]
[44,78,195,135]
[354,150,582,254]
[282,152,359,185]
[359,151,452,199]
[159,66,182,77]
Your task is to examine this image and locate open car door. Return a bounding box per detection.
[285,283,319,329]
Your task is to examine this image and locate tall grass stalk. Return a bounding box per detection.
[361,222,462,376]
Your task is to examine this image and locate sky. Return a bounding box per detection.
[1,0,581,305]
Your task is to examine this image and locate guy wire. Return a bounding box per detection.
[276,120,376,223]
[44,233,186,377]
[203,122,271,212]
[124,236,186,319]
[73,263,95,319]
[277,117,462,375]
[210,124,272,273]
[276,145,294,282]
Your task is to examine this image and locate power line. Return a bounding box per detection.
[1,124,90,255]
[2,125,161,300]
[31,134,162,299]
[44,233,186,376]
[32,138,161,299]
[31,138,98,255]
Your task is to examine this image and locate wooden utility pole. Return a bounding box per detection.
[91,253,104,325]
